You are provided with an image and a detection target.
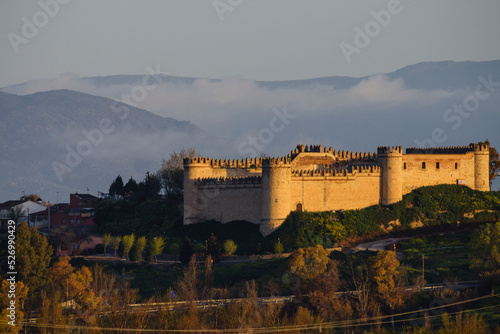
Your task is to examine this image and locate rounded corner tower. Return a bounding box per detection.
[474,143,490,191]
[261,157,291,236]
[183,157,211,225]
[378,146,403,205]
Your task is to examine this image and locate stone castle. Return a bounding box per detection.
[183,143,490,236]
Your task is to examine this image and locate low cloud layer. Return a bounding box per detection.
[2,68,500,202]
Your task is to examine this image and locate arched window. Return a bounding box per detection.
[296,203,303,212]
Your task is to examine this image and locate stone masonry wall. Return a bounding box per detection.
[402,152,475,194]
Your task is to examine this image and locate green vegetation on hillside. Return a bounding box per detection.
[268,185,500,251]
[94,184,500,256]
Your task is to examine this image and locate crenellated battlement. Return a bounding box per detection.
[290,144,376,162]
[262,157,292,166]
[377,146,403,155]
[292,165,380,177]
[406,145,475,154]
[474,143,489,153]
[195,176,262,186]
[184,157,264,168]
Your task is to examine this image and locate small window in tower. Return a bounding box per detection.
[275,198,278,203]
[455,162,458,169]
[403,162,407,170]
[422,162,426,169]
[296,203,303,211]
[436,162,440,169]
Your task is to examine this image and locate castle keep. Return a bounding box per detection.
[183,143,490,236]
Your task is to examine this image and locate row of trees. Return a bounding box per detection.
[102,232,241,265]
[103,233,165,263]
[108,147,197,200]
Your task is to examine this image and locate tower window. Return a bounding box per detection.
[436,162,440,169]
[455,162,458,169]
[403,162,407,170]
[422,162,426,169]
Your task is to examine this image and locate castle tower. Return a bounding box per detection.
[261,158,291,236]
[474,143,490,191]
[183,157,212,225]
[378,146,403,205]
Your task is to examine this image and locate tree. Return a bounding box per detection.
[48,256,74,305]
[9,206,27,224]
[485,139,500,184]
[206,234,220,263]
[16,222,52,300]
[139,171,161,199]
[285,245,330,293]
[274,239,284,254]
[175,257,199,302]
[470,222,500,269]
[306,260,352,321]
[110,235,122,258]
[223,239,237,256]
[158,146,197,199]
[150,237,166,263]
[136,236,147,261]
[368,250,408,325]
[180,238,193,265]
[120,234,135,259]
[48,256,95,313]
[21,193,42,202]
[123,177,139,196]
[130,236,147,262]
[49,226,77,256]
[349,266,376,322]
[109,175,124,197]
[103,233,112,256]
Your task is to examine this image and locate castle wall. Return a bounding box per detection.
[402,152,475,194]
[183,143,490,235]
[291,169,381,212]
[195,184,262,224]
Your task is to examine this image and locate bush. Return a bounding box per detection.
[223,240,237,256]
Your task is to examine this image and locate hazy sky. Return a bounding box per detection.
[1,0,500,87]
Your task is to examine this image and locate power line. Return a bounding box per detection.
[1,294,498,333]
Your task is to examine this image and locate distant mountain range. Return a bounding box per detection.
[1,60,499,201]
[0,89,204,202]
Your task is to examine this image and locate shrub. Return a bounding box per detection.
[223,240,237,256]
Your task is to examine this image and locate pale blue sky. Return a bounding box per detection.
[1,0,500,87]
